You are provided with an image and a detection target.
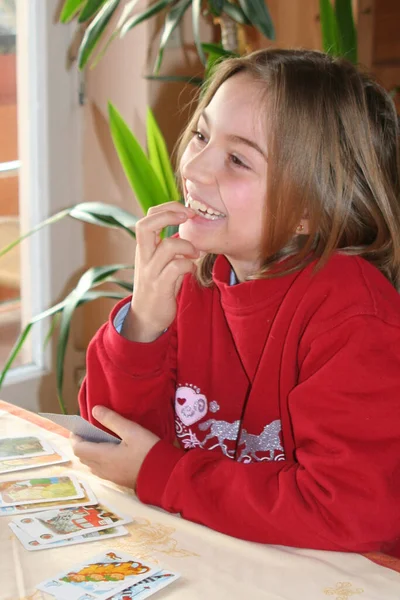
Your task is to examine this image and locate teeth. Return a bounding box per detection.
[186,194,225,220]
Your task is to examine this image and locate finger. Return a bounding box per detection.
[92,405,138,441]
[159,258,197,295]
[146,201,188,216]
[72,438,111,463]
[149,237,199,276]
[135,208,195,264]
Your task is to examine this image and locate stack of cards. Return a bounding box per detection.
[1,435,181,597]
[9,501,132,550]
[2,474,131,550]
[0,435,70,474]
[35,550,180,600]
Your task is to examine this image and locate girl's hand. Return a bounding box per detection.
[123,202,198,342]
[71,406,160,489]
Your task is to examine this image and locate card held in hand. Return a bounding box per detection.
[40,413,120,444]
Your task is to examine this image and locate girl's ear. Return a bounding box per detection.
[296,219,310,235]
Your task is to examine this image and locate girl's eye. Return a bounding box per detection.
[230,154,248,169]
[191,130,207,143]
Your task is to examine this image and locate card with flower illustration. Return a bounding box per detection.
[36,550,158,600]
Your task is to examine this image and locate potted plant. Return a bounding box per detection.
[0,0,358,412]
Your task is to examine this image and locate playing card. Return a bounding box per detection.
[0,448,70,474]
[0,436,54,460]
[14,502,133,544]
[110,570,180,600]
[40,413,120,444]
[0,474,84,506]
[9,522,129,551]
[36,550,158,600]
[0,479,97,516]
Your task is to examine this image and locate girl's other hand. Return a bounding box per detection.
[70,406,160,489]
[122,202,198,342]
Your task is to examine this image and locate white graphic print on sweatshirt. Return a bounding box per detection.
[174,384,285,462]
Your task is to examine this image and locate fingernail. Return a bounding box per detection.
[92,405,105,420]
[178,213,188,220]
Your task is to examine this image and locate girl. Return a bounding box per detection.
[72,49,400,556]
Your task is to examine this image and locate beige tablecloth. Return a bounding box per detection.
[0,400,399,600]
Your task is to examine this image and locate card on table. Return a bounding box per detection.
[0,479,97,516]
[13,502,133,544]
[9,522,129,551]
[40,413,120,444]
[0,474,84,506]
[110,570,180,600]
[0,436,55,460]
[0,448,70,474]
[36,550,158,600]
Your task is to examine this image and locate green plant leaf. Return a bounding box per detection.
[154,0,191,74]
[120,0,175,37]
[202,42,237,58]
[335,0,357,63]
[146,107,180,201]
[0,209,70,258]
[44,313,62,350]
[68,202,137,236]
[117,0,141,28]
[0,284,129,413]
[237,0,275,40]
[108,102,169,214]
[164,224,180,238]
[203,43,236,82]
[222,1,250,25]
[0,298,70,406]
[192,0,206,65]
[78,0,121,69]
[78,0,108,22]
[106,277,134,292]
[56,265,132,410]
[145,74,203,86]
[319,0,341,56]
[60,0,86,23]
[0,202,137,262]
[208,0,224,16]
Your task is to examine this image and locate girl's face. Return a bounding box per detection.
[179,73,269,281]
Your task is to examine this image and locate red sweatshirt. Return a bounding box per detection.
[79,253,400,556]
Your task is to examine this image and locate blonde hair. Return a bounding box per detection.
[176,49,400,289]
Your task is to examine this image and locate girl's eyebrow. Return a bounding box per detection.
[200,110,267,160]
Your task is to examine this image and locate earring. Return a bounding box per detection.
[296,223,304,233]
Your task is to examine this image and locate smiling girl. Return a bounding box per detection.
[72,49,400,556]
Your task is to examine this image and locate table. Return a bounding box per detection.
[1,400,399,600]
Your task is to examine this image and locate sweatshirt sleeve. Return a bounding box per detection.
[78,297,177,442]
[136,315,400,554]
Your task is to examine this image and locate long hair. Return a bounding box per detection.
[175,49,400,289]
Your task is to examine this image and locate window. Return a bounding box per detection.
[0,0,22,368]
[0,0,84,411]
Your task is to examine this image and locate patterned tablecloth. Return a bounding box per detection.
[0,400,399,600]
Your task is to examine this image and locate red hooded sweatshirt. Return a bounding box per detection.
[79,253,400,556]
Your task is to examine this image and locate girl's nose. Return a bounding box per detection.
[181,146,217,185]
